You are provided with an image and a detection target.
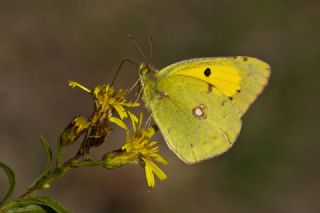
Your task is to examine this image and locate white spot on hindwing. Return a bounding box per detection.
[192,104,207,119]
[195,108,203,116]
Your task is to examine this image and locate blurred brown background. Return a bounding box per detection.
[0,1,319,212]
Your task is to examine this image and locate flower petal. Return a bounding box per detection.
[109,116,128,131]
[128,111,138,132]
[122,102,140,107]
[154,155,169,166]
[113,104,127,120]
[144,160,155,188]
[68,81,91,93]
[138,113,144,130]
[148,160,167,181]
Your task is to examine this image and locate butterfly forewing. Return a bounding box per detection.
[158,57,271,116]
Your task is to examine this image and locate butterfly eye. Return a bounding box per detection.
[139,63,149,76]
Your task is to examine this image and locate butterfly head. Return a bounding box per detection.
[139,63,157,80]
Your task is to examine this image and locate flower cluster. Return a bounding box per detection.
[0,72,170,213]
[64,81,168,188]
[122,114,168,188]
[61,81,139,155]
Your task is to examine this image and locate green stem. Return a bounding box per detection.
[0,150,130,211]
[20,159,104,199]
[56,140,64,169]
[0,199,21,212]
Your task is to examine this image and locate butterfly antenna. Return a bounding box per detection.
[128,34,147,60]
[148,34,153,60]
[110,59,138,87]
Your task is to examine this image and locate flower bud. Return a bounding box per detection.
[59,116,89,146]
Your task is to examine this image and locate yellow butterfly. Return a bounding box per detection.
[138,56,270,164]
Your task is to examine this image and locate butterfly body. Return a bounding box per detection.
[139,57,270,164]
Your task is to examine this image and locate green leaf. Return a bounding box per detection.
[4,196,69,213]
[29,135,53,190]
[33,197,69,213]
[6,204,47,213]
[0,162,15,205]
[39,135,53,173]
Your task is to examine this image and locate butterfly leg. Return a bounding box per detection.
[144,113,153,128]
[134,87,143,103]
[127,78,141,95]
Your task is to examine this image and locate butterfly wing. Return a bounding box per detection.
[159,57,270,116]
[148,74,242,164]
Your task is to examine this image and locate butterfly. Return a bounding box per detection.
[138,56,270,164]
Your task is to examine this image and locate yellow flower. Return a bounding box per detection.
[68,81,139,125]
[69,81,167,188]
[92,85,139,120]
[122,114,168,189]
[67,81,140,153]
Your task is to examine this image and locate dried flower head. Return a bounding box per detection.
[67,81,140,154]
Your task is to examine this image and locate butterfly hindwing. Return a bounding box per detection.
[149,74,242,164]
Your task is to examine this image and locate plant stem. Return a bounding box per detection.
[20,158,104,199]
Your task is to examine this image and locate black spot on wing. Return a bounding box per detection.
[204,68,211,77]
[158,91,169,99]
[207,83,213,93]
